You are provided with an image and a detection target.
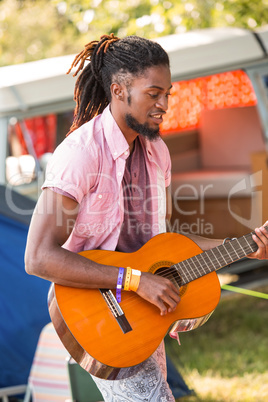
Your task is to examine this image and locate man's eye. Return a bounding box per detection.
[148,93,158,98]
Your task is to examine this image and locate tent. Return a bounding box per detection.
[0,185,50,387]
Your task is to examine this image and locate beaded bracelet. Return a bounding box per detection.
[116,267,125,303]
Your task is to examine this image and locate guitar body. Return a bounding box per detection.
[48,232,221,379]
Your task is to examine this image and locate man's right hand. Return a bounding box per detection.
[136,272,181,316]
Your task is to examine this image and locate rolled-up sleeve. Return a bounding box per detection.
[42,137,98,204]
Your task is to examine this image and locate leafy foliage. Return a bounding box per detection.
[1,0,268,66]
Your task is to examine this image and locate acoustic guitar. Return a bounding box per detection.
[48,230,258,379]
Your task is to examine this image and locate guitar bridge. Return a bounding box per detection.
[99,289,132,334]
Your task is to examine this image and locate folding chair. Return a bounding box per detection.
[24,322,71,401]
[0,385,27,402]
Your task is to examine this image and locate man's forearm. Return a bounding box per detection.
[182,233,223,251]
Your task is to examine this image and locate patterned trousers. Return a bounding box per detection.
[91,341,175,402]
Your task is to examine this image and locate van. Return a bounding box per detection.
[1,26,268,251]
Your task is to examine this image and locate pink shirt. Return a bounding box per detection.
[42,106,171,253]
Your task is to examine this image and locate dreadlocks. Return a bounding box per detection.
[66,33,170,134]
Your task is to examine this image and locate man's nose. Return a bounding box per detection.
[155,94,169,111]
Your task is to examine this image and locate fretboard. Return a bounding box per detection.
[173,230,261,285]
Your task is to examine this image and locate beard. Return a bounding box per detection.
[125,113,160,141]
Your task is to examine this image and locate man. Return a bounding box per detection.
[25,34,268,401]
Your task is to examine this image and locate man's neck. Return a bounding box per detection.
[128,137,138,155]
[110,103,139,150]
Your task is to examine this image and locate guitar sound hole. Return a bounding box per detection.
[155,267,182,291]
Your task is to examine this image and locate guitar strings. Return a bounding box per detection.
[121,241,255,305]
[113,246,252,309]
[109,234,256,309]
[146,234,256,283]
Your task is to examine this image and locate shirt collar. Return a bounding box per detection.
[101,105,157,161]
[139,135,154,159]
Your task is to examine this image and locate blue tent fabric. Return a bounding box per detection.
[0,213,50,387]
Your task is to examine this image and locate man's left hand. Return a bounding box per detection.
[247,221,268,260]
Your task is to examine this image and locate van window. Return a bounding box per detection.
[161,69,266,239]
[6,111,73,200]
[161,70,257,135]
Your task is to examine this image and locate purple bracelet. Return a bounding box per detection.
[116,267,125,303]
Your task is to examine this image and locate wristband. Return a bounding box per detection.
[116,267,125,303]
[124,267,132,291]
[129,269,141,292]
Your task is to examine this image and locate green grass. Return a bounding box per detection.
[165,285,268,401]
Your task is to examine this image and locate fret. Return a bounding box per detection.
[210,248,224,267]
[248,234,258,251]
[222,243,238,262]
[220,245,233,265]
[216,245,231,267]
[181,260,192,278]
[199,253,211,272]
[172,228,263,285]
[222,241,243,263]
[215,245,229,266]
[247,238,256,252]
[178,260,192,284]
[228,241,240,259]
[190,257,200,278]
[194,255,207,275]
[241,234,257,254]
[176,257,202,285]
[185,259,198,280]
[204,249,218,271]
[201,252,214,271]
[236,238,252,257]
[232,239,247,258]
[240,236,252,253]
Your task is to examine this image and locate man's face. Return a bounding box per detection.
[122,64,172,141]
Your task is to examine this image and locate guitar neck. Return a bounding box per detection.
[174,229,261,285]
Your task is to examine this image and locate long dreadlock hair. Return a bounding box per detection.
[66,33,170,135]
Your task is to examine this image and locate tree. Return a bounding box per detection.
[1,0,268,67]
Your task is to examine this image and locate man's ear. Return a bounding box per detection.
[110,82,124,101]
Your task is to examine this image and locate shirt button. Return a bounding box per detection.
[118,172,122,177]
[114,151,118,156]
[124,151,129,156]
[98,194,103,199]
